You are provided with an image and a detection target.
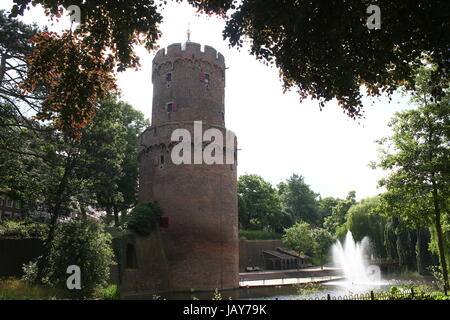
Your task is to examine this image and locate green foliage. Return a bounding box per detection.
[239,230,282,240]
[43,219,115,299]
[97,284,120,300]
[11,1,450,118]
[428,266,447,292]
[318,197,340,221]
[295,282,325,295]
[21,259,39,284]
[278,174,321,226]
[222,1,449,116]
[384,286,449,300]
[323,191,356,235]
[0,278,69,300]
[0,219,48,239]
[283,221,314,256]
[345,197,387,258]
[284,223,335,267]
[125,202,162,236]
[374,66,450,289]
[211,288,223,300]
[238,174,284,232]
[311,228,334,267]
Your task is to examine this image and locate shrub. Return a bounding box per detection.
[97,284,120,300]
[0,278,69,300]
[126,202,162,236]
[239,230,282,240]
[44,218,116,299]
[0,219,48,239]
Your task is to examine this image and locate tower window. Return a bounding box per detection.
[166,73,172,88]
[166,102,177,113]
[200,72,210,88]
[205,73,210,88]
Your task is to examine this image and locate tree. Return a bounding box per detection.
[282,221,314,256]
[374,66,450,291]
[318,197,340,221]
[45,218,115,299]
[323,191,356,235]
[115,103,149,219]
[238,174,284,232]
[9,1,450,118]
[312,228,334,269]
[125,202,162,236]
[278,174,321,226]
[345,196,387,258]
[20,30,116,138]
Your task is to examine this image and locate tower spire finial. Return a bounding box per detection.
[187,22,191,42]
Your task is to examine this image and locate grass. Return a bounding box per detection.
[239,230,283,240]
[0,278,121,300]
[97,284,120,300]
[0,278,69,300]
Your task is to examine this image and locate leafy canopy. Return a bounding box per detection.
[8,1,450,122]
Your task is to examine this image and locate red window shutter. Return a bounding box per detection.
[199,72,205,82]
[172,102,178,112]
[161,74,167,83]
[161,217,169,228]
[153,157,159,166]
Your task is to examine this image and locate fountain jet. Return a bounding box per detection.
[332,231,373,284]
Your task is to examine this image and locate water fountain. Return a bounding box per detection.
[331,231,381,285]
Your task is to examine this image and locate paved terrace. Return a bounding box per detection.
[239,267,344,287]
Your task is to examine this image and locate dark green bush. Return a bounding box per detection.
[126,202,162,236]
[239,230,283,240]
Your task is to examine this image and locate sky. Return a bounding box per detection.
[1,1,415,200]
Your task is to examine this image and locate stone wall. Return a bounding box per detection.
[113,230,171,295]
[239,240,284,272]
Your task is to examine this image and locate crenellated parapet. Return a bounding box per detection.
[153,42,225,73]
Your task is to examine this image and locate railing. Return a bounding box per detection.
[315,289,447,300]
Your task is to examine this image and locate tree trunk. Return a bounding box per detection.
[113,204,119,226]
[36,155,75,282]
[0,51,7,85]
[431,178,449,294]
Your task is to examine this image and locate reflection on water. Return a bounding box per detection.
[128,279,406,300]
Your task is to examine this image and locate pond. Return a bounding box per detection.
[131,277,425,300]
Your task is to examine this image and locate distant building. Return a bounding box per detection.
[0,190,22,220]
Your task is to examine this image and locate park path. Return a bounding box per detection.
[239,275,344,287]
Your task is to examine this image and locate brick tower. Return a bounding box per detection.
[137,42,239,291]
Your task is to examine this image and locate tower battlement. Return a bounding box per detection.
[153,42,225,68]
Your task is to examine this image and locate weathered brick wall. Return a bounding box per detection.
[151,42,225,127]
[116,231,171,294]
[137,43,239,292]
